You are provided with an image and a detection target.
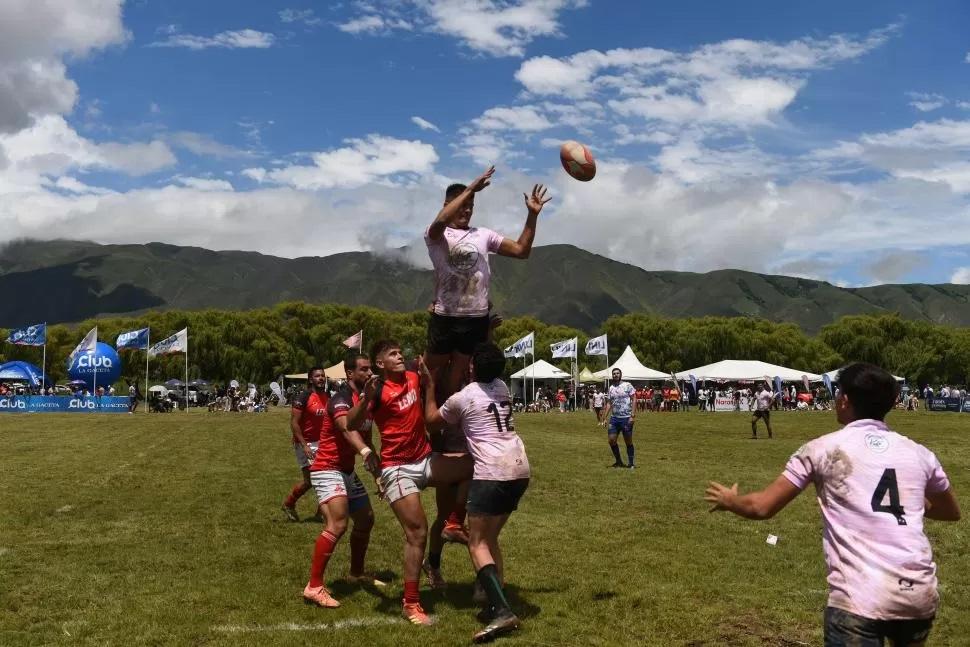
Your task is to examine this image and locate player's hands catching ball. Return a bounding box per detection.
[705,481,738,513]
[415,355,432,385]
[469,166,495,193]
[524,184,552,216]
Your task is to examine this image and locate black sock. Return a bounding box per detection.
[428,552,441,570]
[610,444,622,463]
[476,564,510,614]
[626,444,635,465]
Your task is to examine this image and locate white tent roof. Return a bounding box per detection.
[823,368,905,383]
[593,346,669,380]
[675,359,822,382]
[510,359,570,380]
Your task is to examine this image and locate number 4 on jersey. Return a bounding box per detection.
[870,468,907,526]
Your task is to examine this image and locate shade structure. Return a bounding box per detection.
[510,359,570,380]
[164,378,185,388]
[0,361,46,387]
[823,368,904,383]
[284,373,307,380]
[675,360,822,382]
[592,346,669,380]
[325,363,346,380]
[578,367,598,383]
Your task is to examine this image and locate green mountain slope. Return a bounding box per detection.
[2,239,969,332]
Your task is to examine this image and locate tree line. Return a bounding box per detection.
[2,303,968,388]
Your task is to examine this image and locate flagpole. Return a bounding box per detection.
[41,323,47,394]
[145,330,150,414]
[184,328,189,412]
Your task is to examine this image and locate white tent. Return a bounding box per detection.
[148,384,169,395]
[823,368,905,383]
[592,346,669,380]
[675,360,822,382]
[510,360,570,380]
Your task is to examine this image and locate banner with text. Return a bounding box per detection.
[0,396,131,413]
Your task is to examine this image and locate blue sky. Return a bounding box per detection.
[2,0,970,286]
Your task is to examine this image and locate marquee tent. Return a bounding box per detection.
[675,360,822,382]
[510,360,570,380]
[592,346,669,381]
[284,373,307,381]
[823,368,904,383]
[325,363,346,381]
[0,361,46,387]
[578,367,597,383]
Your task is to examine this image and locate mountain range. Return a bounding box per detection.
[2,239,969,333]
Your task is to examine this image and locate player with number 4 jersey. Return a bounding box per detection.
[705,363,960,647]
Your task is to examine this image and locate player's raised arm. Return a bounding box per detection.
[705,474,802,520]
[497,184,552,259]
[428,166,495,241]
[417,357,447,433]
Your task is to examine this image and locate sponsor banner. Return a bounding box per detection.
[584,334,608,357]
[927,397,963,413]
[0,396,131,413]
[116,328,150,350]
[713,396,736,412]
[7,323,46,346]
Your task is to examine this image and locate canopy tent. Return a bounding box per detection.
[325,363,346,381]
[675,360,822,382]
[510,360,570,380]
[284,373,307,381]
[578,367,598,383]
[0,361,46,387]
[164,378,185,388]
[148,385,170,395]
[592,346,669,381]
[823,368,905,383]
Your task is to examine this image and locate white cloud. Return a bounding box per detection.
[335,0,585,56]
[279,9,322,27]
[474,106,553,131]
[411,116,440,132]
[174,176,234,191]
[149,29,275,50]
[907,92,946,112]
[951,267,970,284]
[337,15,413,35]
[250,135,438,190]
[0,0,128,133]
[966,52,970,64]
[167,131,254,158]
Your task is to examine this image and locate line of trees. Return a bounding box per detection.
[2,304,968,388]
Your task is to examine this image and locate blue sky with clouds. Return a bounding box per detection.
[2,0,970,286]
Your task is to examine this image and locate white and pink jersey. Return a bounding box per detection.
[425,226,504,317]
[439,379,530,481]
[783,419,951,621]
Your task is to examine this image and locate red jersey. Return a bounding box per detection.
[291,389,329,444]
[370,371,431,468]
[309,384,362,473]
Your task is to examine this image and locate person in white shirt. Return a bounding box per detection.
[751,384,778,439]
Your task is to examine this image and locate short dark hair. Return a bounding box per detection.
[837,363,898,421]
[308,366,325,377]
[344,352,368,373]
[472,342,506,383]
[370,339,400,365]
[612,368,622,377]
[445,183,466,200]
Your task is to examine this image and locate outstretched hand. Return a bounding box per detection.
[704,481,738,513]
[415,355,433,384]
[524,184,552,216]
[470,166,495,193]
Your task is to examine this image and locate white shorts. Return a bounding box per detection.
[379,455,432,504]
[310,469,369,509]
[293,442,318,470]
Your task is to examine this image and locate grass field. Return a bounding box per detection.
[1,408,967,646]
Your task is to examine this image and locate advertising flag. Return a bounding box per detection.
[584,334,608,356]
[116,327,150,350]
[148,328,188,358]
[67,327,98,368]
[342,330,363,349]
[503,332,534,358]
[823,373,834,396]
[550,337,578,359]
[6,323,46,346]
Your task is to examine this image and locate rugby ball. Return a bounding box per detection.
[560,140,596,182]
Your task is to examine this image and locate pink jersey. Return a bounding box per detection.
[439,379,530,481]
[783,419,951,620]
[425,226,503,317]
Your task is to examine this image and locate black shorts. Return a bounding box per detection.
[753,410,770,421]
[427,313,489,356]
[467,478,529,516]
[824,607,932,647]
